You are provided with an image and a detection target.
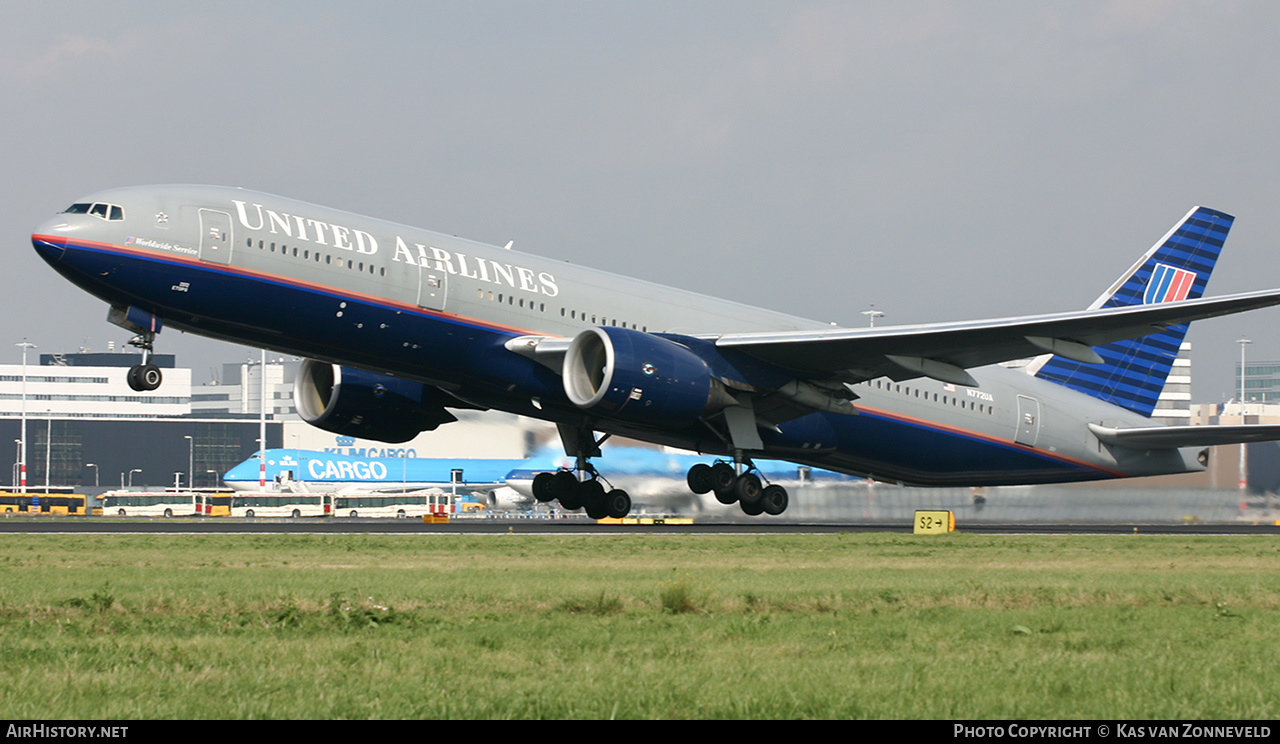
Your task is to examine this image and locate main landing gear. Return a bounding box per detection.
[686,460,789,516]
[533,425,632,519]
[125,330,162,392]
[531,465,632,519]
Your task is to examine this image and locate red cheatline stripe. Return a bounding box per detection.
[35,234,552,338]
[856,404,1128,478]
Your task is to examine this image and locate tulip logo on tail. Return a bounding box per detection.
[1145,264,1196,304]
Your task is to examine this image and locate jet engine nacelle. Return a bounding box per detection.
[563,327,729,427]
[293,360,456,444]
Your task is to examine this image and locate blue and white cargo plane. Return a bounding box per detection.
[32,187,1280,518]
[222,448,526,495]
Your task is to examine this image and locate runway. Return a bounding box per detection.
[3,515,1280,535]
[5,485,1280,535]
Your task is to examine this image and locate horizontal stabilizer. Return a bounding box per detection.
[1088,423,1280,449]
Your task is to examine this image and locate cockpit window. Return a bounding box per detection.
[64,202,125,220]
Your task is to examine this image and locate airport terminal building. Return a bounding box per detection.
[0,350,279,491]
[0,349,544,493]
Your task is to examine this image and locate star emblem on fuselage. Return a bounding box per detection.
[155,212,168,224]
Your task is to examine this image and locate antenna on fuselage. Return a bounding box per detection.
[503,240,513,251]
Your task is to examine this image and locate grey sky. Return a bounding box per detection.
[4,1,1277,400]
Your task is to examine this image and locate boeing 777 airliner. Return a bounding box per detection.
[31,186,1280,518]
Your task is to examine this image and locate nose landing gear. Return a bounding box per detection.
[125,330,163,392]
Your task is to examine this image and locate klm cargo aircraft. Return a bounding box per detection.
[222,448,525,495]
[32,186,1280,518]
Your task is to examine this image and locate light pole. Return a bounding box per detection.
[861,309,884,328]
[206,469,218,488]
[128,469,142,488]
[184,435,194,492]
[44,414,51,489]
[259,349,267,489]
[85,463,98,488]
[1239,336,1252,492]
[15,341,35,493]
[256,436,266,489]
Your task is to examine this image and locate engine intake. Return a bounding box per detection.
[293,360,456,443]
[563,327,728,427]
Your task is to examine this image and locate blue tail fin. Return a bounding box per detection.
[1032,207,1233,417]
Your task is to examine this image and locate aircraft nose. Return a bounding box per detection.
[31,215,71,263]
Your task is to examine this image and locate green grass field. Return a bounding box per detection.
[0,532,1277,719]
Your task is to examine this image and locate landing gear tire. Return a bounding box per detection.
[558,485,583,511]
[605,489,631,519]
[127,364,162,392]
[532,472,556,502]
[714,487,737,505]
[549,471,579,506]
[761,485,789,516]
[581,479,608,519]
[687,463,714,494]
[740,498,765,516]
[710,463,735,493]
[734,473,763,504]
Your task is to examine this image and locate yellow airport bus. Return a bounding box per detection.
[0,490,98,516]
[197,491,233,517]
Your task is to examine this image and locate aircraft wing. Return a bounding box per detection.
[1088,423,1280,449]
[710,288,1280,385]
